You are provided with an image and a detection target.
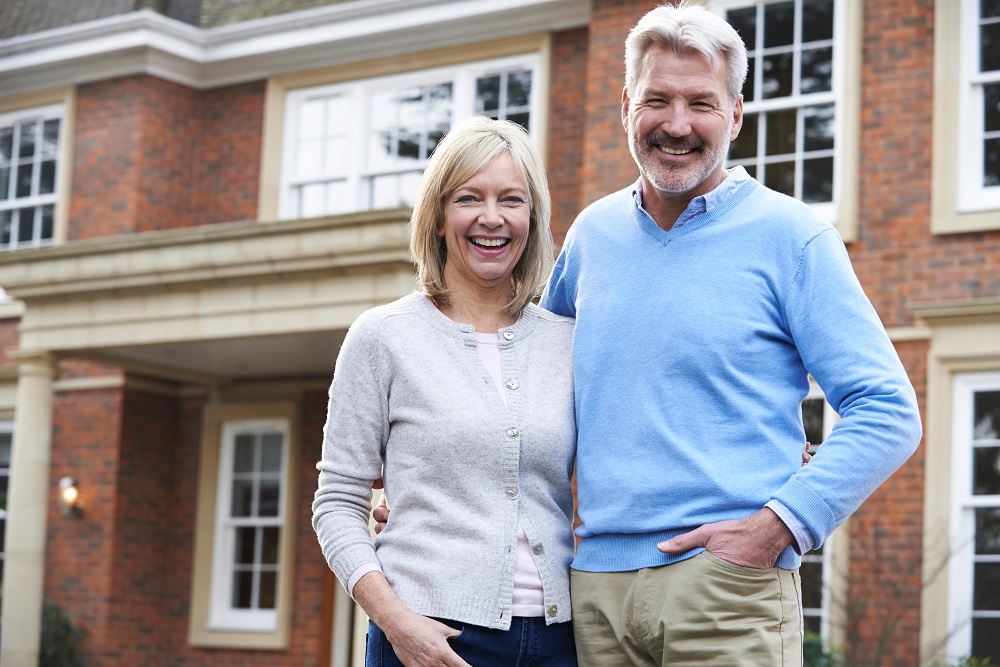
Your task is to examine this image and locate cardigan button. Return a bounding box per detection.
[531,544,543,555]
[507,427,520,438]
[548,605,558,617]
[505,487,518,500]
[502,329,515,341]
[505,379,519,390]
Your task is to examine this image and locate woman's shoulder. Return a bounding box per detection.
[524,302,576,334]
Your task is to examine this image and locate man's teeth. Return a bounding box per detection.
[471,238,509,248]
[658,146,691,155]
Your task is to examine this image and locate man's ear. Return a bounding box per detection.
[621,86,631,132]
[730,93,744,141]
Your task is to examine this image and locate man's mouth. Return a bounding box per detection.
[656,145,693,155]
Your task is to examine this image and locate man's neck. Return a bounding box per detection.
[641,169,729,232]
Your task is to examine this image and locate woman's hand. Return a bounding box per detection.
[354,571,469,667]
[382,610,470,667]
[802,442,812,466]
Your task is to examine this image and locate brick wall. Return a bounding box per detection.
[69,75,263,240]
[547,27,589,245]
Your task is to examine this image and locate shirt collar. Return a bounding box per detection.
[631,166,752,230]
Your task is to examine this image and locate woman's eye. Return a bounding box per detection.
[503,196,526,205]
[455,195,477,203]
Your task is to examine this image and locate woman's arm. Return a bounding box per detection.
[353,572,471,667]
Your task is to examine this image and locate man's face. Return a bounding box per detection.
[623,47,743,201]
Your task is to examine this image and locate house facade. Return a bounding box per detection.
[0,0,996,666]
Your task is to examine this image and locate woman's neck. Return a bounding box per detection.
[435,283,517,333]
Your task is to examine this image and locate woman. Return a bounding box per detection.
[312,116,577,667]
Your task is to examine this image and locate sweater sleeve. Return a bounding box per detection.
[311,311,390,589]
[771,227,922,547]
[540,234,577,318]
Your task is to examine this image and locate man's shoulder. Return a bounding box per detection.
[738,184,834,240]
[572,184,637,229]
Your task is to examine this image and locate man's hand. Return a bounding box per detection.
[373,482,389,535]
[656,508,795,569]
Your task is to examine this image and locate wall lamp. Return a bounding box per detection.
[58,477,82,517]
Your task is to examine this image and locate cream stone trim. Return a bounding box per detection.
[0,86,75,247]
[931,0,998,234]
[0,210,415,355]
[188,401,300,649]
[258,33,551,221]
[886,325,932,342]
[914,300,1000,664]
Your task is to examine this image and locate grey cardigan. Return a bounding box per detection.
[312,292,576,630]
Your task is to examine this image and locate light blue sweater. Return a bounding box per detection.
[541,177,921,572]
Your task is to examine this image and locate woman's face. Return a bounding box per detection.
[438,152,531,294]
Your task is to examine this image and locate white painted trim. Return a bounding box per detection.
[0,0,589,94]
[957,0,1000,213]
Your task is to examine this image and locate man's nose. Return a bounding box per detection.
[658,104,692,137]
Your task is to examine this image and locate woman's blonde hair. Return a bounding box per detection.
[410,116,553,317]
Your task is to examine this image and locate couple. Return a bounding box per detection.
[312,4,922,666]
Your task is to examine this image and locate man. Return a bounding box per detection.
[539,2,922,666]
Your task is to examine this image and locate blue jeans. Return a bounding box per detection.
[366,616,578,667]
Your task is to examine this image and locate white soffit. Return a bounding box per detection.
[0,0,590,94]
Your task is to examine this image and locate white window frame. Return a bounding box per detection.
[948,371,1000,660]
[0,103,63,251]
[957,0,1000,213]
[278,53,541,220]
[208,418,290,633]
[712,0,859,239]
[801,382,838,640]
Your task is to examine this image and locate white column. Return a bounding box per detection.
[0,352,55,667]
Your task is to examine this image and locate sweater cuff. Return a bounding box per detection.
[765,499,814,555]
[347,563,384,599]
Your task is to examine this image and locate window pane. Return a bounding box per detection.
[763,52,794,99]
[0,127,11,162]
[231,479,254,517]
[983,22,1000,72]
[744,164,757,179]
[0,210,11,245]
[39,160,55,195]
[296,139,323,179]
[300,183,326,217]
[764,1,795,48]
[727,6,757,51]
[506,112,530,133]
[974,447,1000,495]
[261,433,283,472]
[766,109,797,156]
[975,562,1000,610]
[16,207,34,243]
[973,617,1000,662]
[803,157,833,203]
[17,122,36,159]
[802,0,834,43]
[326,95,351,131]
[15,163,32,198]
[476,75,501,115]
[507,70,532,108]
[975,391,1000,440]
[259,478,280,517]
[235,526,257,564]
[986,84,1000,132]
[803,614,821,635]
[232,570,254,608]
[804,104,835,151]
[801,47,833,94]
[323,137,350,178]
[801,560,824,608]
[985,1,1000,19]
[40,204,53,241]
[976,508,1000,554]
[233,434,255,473]
[299,99,325,139]
[259,571,277,609]
[744,55,757,102]
[764,160,795,197]
[802,398,826,445]
[729,112,758,160]
[262,527,280,565]
[985,137,1000,187]
[0,436,9,466]
[0,166,8,200]
[326,180,352,215]
[41,120,59,157]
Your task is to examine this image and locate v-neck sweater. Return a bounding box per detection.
[312,292,576,630]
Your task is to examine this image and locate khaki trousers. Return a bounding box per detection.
[571,552,803,667]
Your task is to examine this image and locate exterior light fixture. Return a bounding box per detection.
[58,477,82,517]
